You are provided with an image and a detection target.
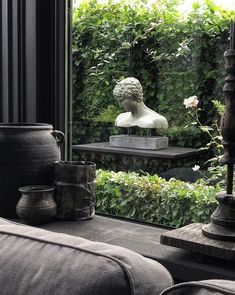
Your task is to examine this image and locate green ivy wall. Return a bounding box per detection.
[72,0,235,146]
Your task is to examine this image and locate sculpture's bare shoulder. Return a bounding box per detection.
[115,112,134,127]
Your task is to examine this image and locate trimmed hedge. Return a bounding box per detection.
[95,169,219,228]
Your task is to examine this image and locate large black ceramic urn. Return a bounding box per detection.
[0,123,64,217]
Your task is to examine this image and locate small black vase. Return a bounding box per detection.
[16,185,57,225]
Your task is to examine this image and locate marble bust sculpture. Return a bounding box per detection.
[113,77,168,129]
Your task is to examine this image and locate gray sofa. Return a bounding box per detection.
[161,280,235,295]
[0,217,234,295]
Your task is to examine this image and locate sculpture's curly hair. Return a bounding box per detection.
[113,77,143,102]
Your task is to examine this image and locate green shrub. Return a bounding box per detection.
[95,169,219,227]
[159,125,206,148]
[72,120,121,144]
[93,105,120,123]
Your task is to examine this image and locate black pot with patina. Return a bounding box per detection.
[17,185,57,225]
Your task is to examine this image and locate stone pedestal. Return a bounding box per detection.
[73,142,200,175]
[109,135,168,150]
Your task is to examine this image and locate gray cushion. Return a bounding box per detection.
[0,218,173,295]
[160,280,235,295]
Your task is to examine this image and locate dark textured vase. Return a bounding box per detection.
[17,185,57,225]
[54,161,96,220]
[0,123,64,217]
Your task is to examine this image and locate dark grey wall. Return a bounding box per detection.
[0,0,72,158]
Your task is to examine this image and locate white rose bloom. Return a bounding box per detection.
[192,165,200,171]
[184,96,199,108]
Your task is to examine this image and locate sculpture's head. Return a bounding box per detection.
[113,77,143,113]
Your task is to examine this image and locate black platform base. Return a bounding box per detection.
[73,142,201,175]
[160,223,235,261]
[202,223,235,242]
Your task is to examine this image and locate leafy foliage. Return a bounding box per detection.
[72,0,234,139]
[185,97,226,185]
[95,169,219,227]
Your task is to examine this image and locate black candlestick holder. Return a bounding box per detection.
[202,40,235,241]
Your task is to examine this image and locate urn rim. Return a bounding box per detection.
[19,185,55,193]
[55,160,96,167]
[0,123,53,130]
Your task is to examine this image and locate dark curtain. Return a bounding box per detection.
[0,0,72,159]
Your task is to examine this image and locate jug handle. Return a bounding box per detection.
[51,130,64,145]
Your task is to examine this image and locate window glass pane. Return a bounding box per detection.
[72,0,235,227]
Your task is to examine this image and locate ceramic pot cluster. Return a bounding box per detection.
[0,123,64,218]
[0,122,96,225]
[0,123,62,224]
